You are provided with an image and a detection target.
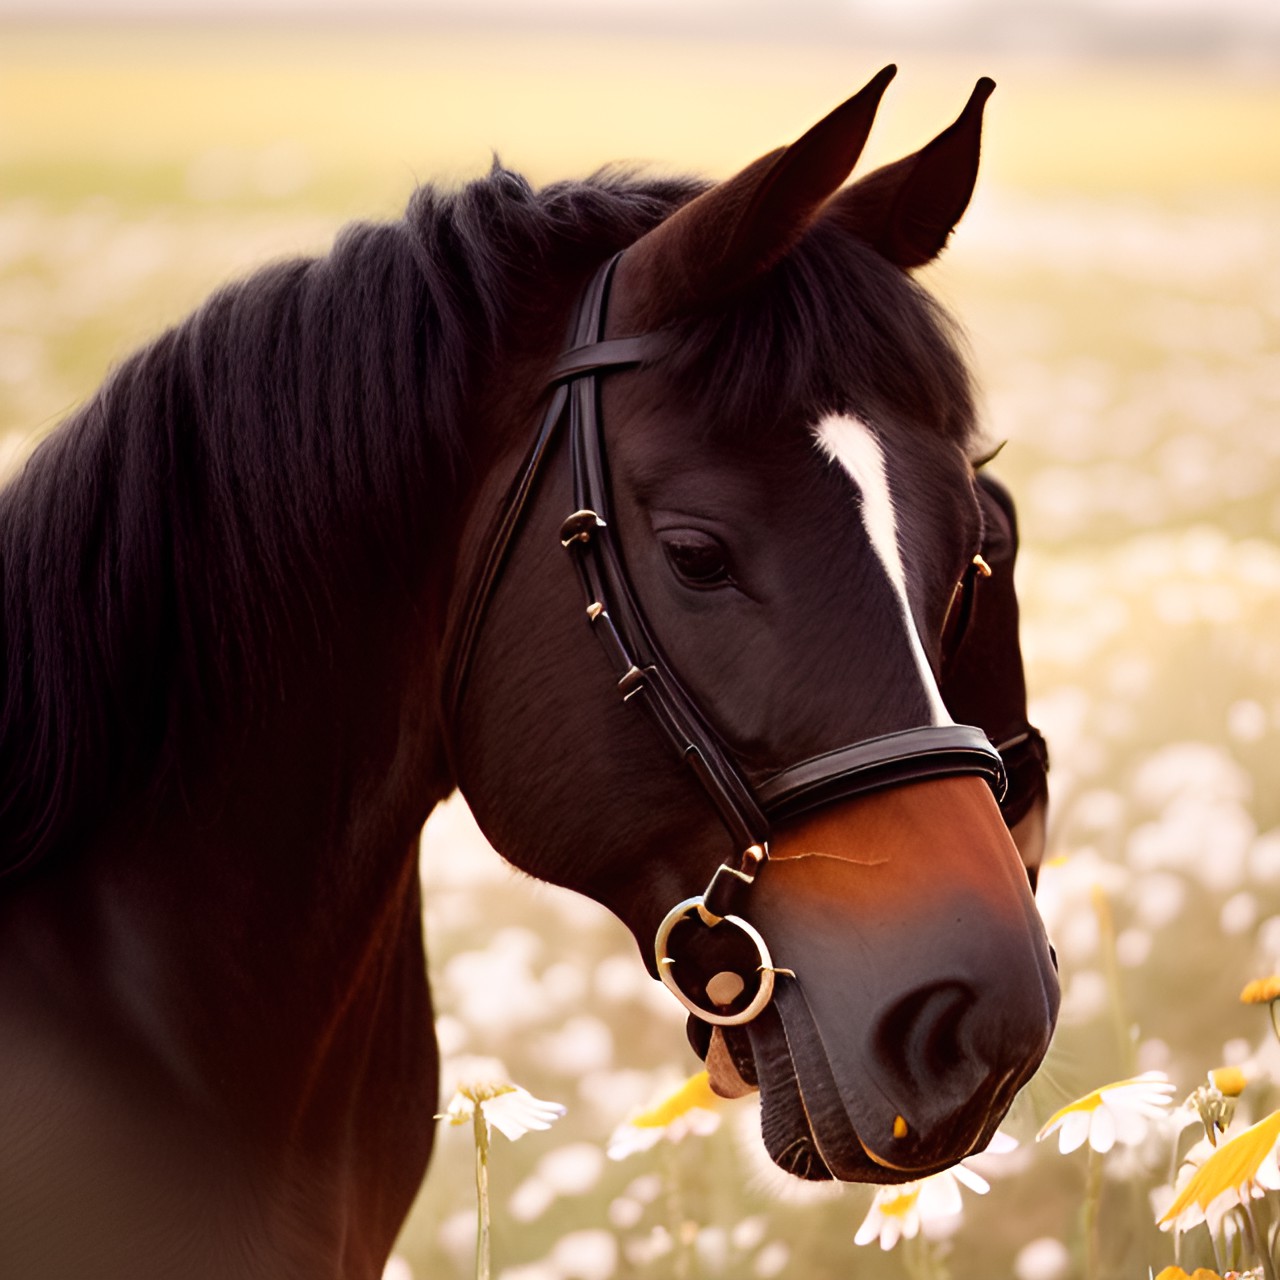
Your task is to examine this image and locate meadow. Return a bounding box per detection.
[2,22,1278,1279]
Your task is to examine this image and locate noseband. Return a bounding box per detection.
[444,254,1008,1028]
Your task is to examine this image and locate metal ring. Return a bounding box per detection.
[654,896,777,1027]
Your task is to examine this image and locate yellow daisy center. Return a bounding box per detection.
[878,1187,921,1219]
[460,1083,517,1105]
[631,1071,721,1129]
[1208,1065,1247,1098]
[1240,975,1280,1004]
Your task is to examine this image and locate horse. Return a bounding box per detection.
[0,66,1057,1278]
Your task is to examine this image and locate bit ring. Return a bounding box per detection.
[654,897,777,1027]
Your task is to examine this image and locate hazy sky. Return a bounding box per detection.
[3,0,1276,22]
[3,0,1277,68]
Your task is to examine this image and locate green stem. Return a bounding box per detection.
[1207,1223,1223,1276]
[1167,1126,1188,1272]
[1269,999,1280,1048]
[473,1107,491,1280]
[1091,885,1134,1075]
[663,1141,691,1280]
[1083,1145,1103,1280]
[902,1234,929,1280]
[1244,1199,1280,1280]
[915,1235,947,1280]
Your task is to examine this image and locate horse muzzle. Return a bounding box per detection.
[670,776,1060,1183]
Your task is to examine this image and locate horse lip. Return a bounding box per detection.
[806,1086,991,1183]
[836,1065,1026,1180]
[853,1124,981,1176]
[738,1001,1018,1184]
[856,1137,931,1173]
[705,1027,758,1099]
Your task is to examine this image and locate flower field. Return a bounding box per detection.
[2,24,1278,1280]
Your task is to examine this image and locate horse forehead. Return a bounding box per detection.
[812,413,906,575]
[813,410,954,724]
[811,408,970,530]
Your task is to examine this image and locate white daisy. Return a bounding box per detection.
[607,1071,724,1160]
[1036,1071,1176,1155]
[853,1132,1017,1249]
[437,1061,565,1142]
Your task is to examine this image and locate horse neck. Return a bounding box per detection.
[0,421,456,1275]
[0,268,484,1151]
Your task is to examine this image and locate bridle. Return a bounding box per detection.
[443,253,1013,1029]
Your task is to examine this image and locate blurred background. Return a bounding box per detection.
[2,2,1278,1277]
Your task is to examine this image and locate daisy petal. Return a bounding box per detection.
[484,1088,566,1141]
[854,1207,883,1247]
[880,1215,901,1250]
[952,1165,991,1195]
[1089,1106,1117,1154]
[1111,1103,1154,1147]
[982,1131,1019,1156]
[918,1173,963,1218]
[1058,1110,1092,1154]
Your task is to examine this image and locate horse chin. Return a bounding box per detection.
[738,1018,1014,1186]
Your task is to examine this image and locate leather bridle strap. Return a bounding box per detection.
[558,256,771,856]
[552,337,664,384]
[555,258,1005,843]
[445,252,1011,1029]
[758,724,1007,822]
[993,725,1049,829]
[440,280,668,731]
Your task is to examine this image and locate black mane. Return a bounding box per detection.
[0,163,973,878]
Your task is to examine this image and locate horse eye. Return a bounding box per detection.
[661,533,733,587]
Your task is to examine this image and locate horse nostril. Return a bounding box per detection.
[874,981,977,1088]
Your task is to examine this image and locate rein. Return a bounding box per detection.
[443,254,1010,1029]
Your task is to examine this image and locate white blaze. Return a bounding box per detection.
[814,412,952,726]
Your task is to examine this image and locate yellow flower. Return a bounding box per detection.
[632,1071,721,1128]
[1241,975,1280,1004]
[1241,976,1280,1044]
[1036,1072,1176,1154]
[1159,1108,1280,1232]
[1153,1267,1226,1280]
[1208,1065,1248,1098]
[607,1071,725,1159]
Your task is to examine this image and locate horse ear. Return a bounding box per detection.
[821,77,994,269]
[610,65,897,332]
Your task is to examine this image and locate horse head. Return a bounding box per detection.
[448,68,1058,1185]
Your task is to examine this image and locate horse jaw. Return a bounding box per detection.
[732,776,1058,1182]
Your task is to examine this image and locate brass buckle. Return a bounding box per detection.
[654,896,781,1027]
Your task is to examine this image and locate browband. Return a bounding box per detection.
[550,335,668,383]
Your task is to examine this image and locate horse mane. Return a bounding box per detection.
[0,161,974,880]
[0,164,697,877]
